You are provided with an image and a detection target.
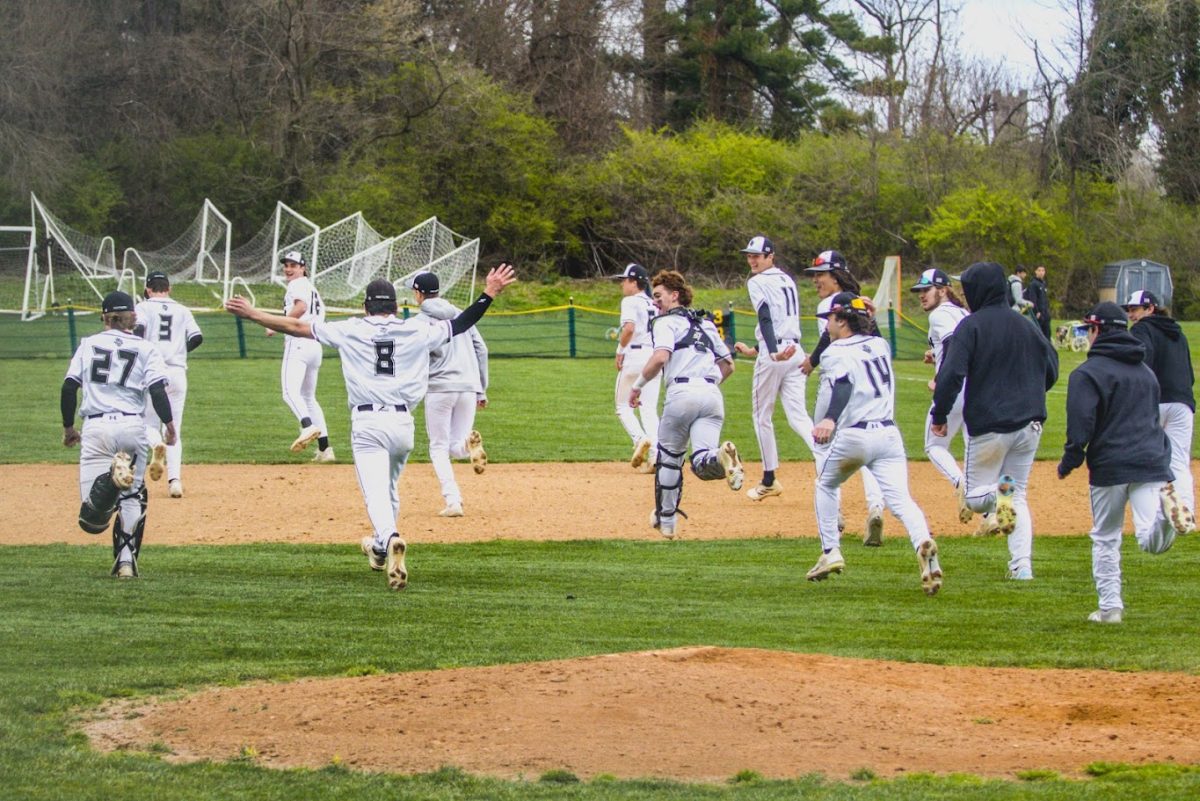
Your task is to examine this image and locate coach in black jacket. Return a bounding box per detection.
[931,261,1059,580]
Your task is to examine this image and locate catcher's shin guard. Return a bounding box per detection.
[110,486,148,577]
[655,444,686,520]
[79,472,121,534]
[690,448,726,481]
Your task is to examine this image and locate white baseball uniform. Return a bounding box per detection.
[615,292,661,452]
[310,314,454,550]
[418,297,489,509]
[135,296,201,483]
[748,267,813,470]
[282,276,328,438]
[923,301,969,487]
[814,333,932,553]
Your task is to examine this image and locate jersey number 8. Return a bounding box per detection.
[374,340,395,375]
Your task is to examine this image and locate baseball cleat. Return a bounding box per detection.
[168,479,183,498]
[956,483,973,524]
[630,438,652,469]
[386,534,408,590]
[110,452,135,491]
[290,425,321,453]
[863,505,884,547]
[649,509,677,539]
[1160,483,1195,535]
[115,561,135,579]
[148,443,167,481]
[994,475,1017,536]
[1007,565,1034,581]
[439,503,464,518]
[1088,608,1123,624]
[719,441,744,491]
[917,539,943,596]
[637,459,656,474]
[467,430,487,474]
[974,512,1000,537]
[361,536,386,571]
[746,480,783,501]
[806,549,845,582]
[312,447,336,463]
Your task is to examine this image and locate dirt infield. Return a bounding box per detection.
[0,459,1131,545]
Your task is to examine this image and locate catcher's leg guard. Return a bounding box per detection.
[110,486,148,577]
[79,472,121,534]
[654,444,686,522]
[689,448,726,481]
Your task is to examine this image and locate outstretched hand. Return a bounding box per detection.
[484,263,517,297]
[224,296,254,318]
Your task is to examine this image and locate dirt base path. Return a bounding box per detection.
[85,646,1200,781]
[0,460,1134,545]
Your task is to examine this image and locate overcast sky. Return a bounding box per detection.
[957,0,1081,79]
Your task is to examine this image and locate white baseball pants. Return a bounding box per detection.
[1160,402,1195,515]
[616,347,660,449]
[925,393,965,489]
[282,337,327,435]
[426,390,477,507]
[1088,482,1175,612]
[963,421,1041,574]
[144,366,187,482]
[79,414,148,563]
[350,407,415,549]
[814,424,931,552]
[751,349,814,471]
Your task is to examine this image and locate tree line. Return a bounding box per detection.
[2,0,1199,315]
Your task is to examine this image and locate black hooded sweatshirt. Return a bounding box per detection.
[931,262,1059,435]
[1130,314,1195,410]
[1059,328,1173,486]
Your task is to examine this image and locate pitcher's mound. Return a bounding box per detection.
[85,647,1200,781]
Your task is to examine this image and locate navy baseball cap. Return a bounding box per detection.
[145,271,170,285]
[1123,289,1159,309]
[365,279,397,302]
[1084,302,1128,328]
[816,291,873,319]
[411,272,440,295]
[101,291,135,313]
[910,268,951,292]
[280,250,306,266]
[805,249,848,273]
[740,235,774,255]
[609,263,649,281]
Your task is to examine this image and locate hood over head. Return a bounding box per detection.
[958,262,1009,311]
[1087,328,1147,365]
[419,297,459,320]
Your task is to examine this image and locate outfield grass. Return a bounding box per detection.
[2,538,1200,800]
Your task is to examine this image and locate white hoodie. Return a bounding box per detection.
[418,298,489,396]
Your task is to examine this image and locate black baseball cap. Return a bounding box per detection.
[1123,289,1159,309]
[102,291,135,313]
[910,268,951,292]
[365,279,397,303]
[411,272,440,295]
[1084,302,1128,328]
[816,291,873,318]
[805,250,848,273]
[609,263,649,281]
[145,271,170,286]
[740,235,774,255]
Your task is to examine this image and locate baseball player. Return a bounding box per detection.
[931,262,1059,580]
[611,263,660,472]
[802,250,886,545]
[1058,302,1182,623]
[1125,289,1196,532]
[731,236,813,500]
[133,271,202,498]
[807,292,942,595]
[61,291,175,579]
[629,269,744,539]
[226,264,517,591]
[276,250,333,461]
[413,271,490,517]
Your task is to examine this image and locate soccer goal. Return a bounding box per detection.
[122,200,231,303]
[27,193,121,316]
[0,225,36,317]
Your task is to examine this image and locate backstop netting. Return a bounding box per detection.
[122,200,231,302]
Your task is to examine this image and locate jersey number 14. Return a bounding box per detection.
[864,356,892,398]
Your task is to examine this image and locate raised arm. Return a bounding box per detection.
[224,296,314,338]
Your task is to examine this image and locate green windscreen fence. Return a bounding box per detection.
[0,305,931,361]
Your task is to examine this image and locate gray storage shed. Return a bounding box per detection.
[1098,258,1173,308]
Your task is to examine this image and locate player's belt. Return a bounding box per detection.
[86,412,139,419]
[849,419,895,429]
[627,344,645,349]
[355,404,408,412]
[673,377,716,384]
[777,338,799,345]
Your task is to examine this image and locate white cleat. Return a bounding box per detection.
[467,430,488,474]
[439,503,464,518]
[147,443,167,481]
[1160,482,1195,535]
[975,512,1000,537]
[719,441,744,491]
[290,425,321,453]
[168,479,183,498]
[631,438,652,469]
[746,481,783,501]
[115,561,136,580]
[650,509,676,540]
[863,505,884,547]
[956,483,973,524]
[312,447,336,463]
[386,534,408,590]
[806,549,845,582]
[360,536,385,571]
[1088,608,1122,624]
[110,452,135,491]
[917,539,943,596]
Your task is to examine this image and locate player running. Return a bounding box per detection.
[133,271,202,498]
[226,264,517,591]
[611,263,660,473]
[807,293,943,595]
[276,251,333,461]
[732,235,813,501]
[630,270,744,539]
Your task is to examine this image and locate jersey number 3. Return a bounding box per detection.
[864,356,892,398]
[374,340,395,376]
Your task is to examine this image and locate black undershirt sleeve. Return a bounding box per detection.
[148,381,173,424]
[132,324,146,338]
[61,378,80,427]
[809,331,831,367]
[450,293,495,336]
[186,333,203,352]
[824,375,853,422]
[756,303,777,354]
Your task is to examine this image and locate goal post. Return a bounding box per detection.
[872,255,902,322]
